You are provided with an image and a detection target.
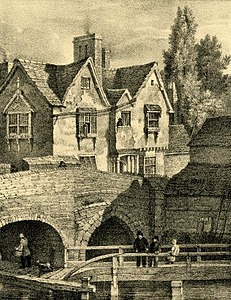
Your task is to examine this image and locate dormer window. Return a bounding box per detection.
[81,77,90,90]
[8,113,31,138]
[144,104,161,133]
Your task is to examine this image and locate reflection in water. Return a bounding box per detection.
[0,282,80,300]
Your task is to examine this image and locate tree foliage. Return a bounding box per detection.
[164,6,197,82]
[163,6,228,135]
[196,34,231,94]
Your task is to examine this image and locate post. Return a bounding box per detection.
[197,245,202,262]
[118,247,124,266]
[81,277,91,300]
[111,256,119,300]
[171,281,183,300]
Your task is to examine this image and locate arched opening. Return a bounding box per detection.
[0,220,65,267]
[86,216,134,260]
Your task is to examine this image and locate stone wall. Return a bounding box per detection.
[0,167,158,262]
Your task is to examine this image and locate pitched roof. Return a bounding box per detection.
[17,59,87,106]
[165,162,231,196]
[103,62,156,97]
[189,116,231,147]
[106,88,126,105]
[103,62,173,113]
[16,59,62,106]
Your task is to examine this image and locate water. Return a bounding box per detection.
[0,282,81,300]
[1,279,231,299]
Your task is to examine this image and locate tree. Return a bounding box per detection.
[163,6,198,125]
[163,6,227,135]
[196,34,231,95]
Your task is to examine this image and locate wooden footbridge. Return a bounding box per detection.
[42,243,231,300]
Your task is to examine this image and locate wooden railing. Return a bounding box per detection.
[64,243,231,280]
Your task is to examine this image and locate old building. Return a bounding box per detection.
[164,116,231,243]
[0,33,189,175]
[104,62,174,176]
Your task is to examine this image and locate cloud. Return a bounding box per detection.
[0,0,230,69]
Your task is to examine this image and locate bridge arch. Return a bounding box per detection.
[0,214,69,267]
[0,213,69,247]
[82,212,136,260]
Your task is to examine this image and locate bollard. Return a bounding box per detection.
[171,281,183,300]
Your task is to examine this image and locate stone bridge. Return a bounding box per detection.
[0,166,160,267]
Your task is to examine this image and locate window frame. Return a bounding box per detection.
[147,111,160,129]
[6,112,32,139]
[144,156,156,177]
[144,105,161,133]
[76,109,97,137]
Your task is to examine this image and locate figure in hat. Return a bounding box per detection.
[149,235,161,267]
[134,231,149,267]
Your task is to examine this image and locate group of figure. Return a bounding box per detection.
[133,230,179,267]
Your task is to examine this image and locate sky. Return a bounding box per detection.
[0,0,231,69]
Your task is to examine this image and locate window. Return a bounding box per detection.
[144,157,156,177]
[144,104,161,132]
[151,79,155,86]
[121,111,131,127]
[7,113,30,138]
[81,77,90,89]
[147,112,159,128]
[76,109,97,137]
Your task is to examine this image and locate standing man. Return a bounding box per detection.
[134,231,149,267]
[148,236,161,267]
[16,233,31,269]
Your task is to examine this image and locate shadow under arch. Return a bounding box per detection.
[86,215,135,260]
[0,220,65,267]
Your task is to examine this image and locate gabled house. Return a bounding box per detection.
[104,62,174,176]
[0,55,110,171]
[0,32,189,176]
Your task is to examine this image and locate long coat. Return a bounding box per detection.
[18,237,31,257]
[134,237,149,252]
